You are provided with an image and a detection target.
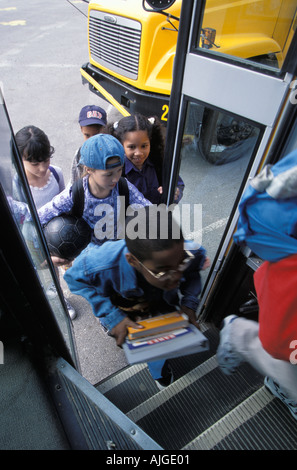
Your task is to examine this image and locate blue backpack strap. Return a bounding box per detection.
[49,166,60,183]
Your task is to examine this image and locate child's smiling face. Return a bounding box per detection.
[123,130,151,170]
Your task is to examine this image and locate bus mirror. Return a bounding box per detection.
[143,0,176,12]
[201,28,220,49]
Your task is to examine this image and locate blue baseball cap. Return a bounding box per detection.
[79,133,125,169]
[79,105,107,127]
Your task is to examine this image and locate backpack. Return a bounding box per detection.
[43,177,130,260]
[49,166,60,184]
[70,176,130,218]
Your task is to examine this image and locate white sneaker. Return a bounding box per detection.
[264,376,297,421]
[155,362,174,390]
[217,315,243,375]
[46,283,58,299]
[46,284,76,320]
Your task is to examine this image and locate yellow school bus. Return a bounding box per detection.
[81,0,297,123]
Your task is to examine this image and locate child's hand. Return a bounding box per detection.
[51,255,71,267]
[180,306,200,330]
[110,317,144,346]
[202,256,211,270]
[158,185,180,201]
[174,187,180,202]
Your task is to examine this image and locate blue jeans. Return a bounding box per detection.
[147,359,166,380]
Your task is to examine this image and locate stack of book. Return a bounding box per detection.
[123,311,209,364]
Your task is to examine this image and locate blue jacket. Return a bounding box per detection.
[234,149,297,262]
[64,239,206,331]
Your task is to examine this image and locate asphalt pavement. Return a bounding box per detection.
[0,0,128,384]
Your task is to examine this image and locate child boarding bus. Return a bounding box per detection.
[81,0,297,124]
[1,0,297,451]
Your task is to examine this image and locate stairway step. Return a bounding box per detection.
[96,363,148,395]
[95,326,220,413]
[212,393,297,450]
[127,355,218,423]
[184,386,297,450]
[183,386,273,449]
[127,358,263,449]
[53,358,162,450]
[94,323,297,450]
[96,364,158,414]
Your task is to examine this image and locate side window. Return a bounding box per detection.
[177,100,261,271]
[0,91,74,353]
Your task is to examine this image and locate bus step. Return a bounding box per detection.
[51,358,162,450]
[95,326,297,449]
[126,358,263,449]
[95,326,220,414]
[184,385,297,450]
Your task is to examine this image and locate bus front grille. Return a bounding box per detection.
[89,11,141,80]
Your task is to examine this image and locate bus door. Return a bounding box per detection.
[0,88,78,367]
[0,87,160,450]
[162,0,297,324]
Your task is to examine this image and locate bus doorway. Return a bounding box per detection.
[162,0,297,326]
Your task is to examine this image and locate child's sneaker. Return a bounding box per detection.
[46,282,58,299]
[216,315,243,375]
[264,376,297,421]
[64,297,77,320]
[155,362,174,390]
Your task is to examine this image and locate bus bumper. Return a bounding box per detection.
[80,63,170,124]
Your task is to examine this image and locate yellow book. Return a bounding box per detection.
[127,312,189,340]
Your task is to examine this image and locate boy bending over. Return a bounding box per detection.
[64,205,209,388]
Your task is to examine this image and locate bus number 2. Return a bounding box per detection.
[161,104,169,122]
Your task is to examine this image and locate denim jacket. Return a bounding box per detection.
[64,239,206,331]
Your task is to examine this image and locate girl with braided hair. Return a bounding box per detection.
[107,113,184,204]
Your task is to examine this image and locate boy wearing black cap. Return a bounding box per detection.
[70,105,107,184]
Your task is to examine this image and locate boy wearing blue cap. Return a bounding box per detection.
[70,105,107,184]
[38,133,151,256]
